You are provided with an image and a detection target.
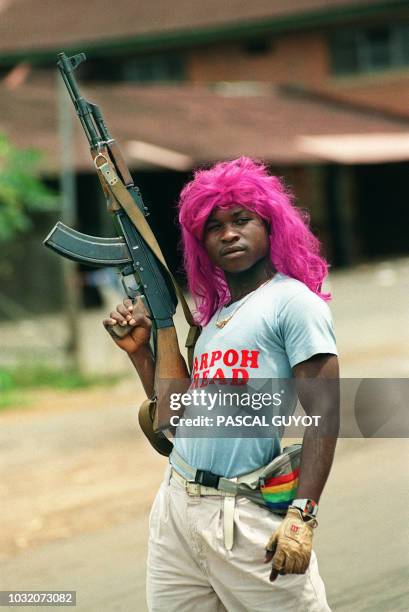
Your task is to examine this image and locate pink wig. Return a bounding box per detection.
[178,157,330,325]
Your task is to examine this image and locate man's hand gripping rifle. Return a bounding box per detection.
[44,52,199,454]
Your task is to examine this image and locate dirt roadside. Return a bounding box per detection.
[0,380,165,559]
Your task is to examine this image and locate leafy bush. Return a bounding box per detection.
[0,133,59,242]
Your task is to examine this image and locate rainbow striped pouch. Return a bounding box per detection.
[258,444,301,513]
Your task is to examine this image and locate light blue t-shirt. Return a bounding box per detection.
[170,273,337,478]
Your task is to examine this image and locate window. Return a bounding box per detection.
[122,54,185,83]
[84,54,185,83]
[330,24,409,75]
[242,38,272,56]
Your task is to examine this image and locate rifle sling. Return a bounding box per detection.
[95,156,201,369]
[138,397,173,457]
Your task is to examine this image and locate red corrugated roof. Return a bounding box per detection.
[0,0,399,56]
[1,74,408,171]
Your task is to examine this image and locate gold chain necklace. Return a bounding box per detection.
[215,278,273,328]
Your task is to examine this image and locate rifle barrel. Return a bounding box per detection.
[57,52,101,147]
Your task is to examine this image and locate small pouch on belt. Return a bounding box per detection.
[258,444,301,513]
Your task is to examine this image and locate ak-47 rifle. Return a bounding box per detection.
[44,52,200,455]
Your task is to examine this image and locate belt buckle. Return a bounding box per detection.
[185,481,201,496]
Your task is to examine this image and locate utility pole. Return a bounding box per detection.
[57,72,82,371]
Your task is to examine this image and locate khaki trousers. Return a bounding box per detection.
[146,467,331,612]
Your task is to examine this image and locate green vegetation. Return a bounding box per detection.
[0,132,58,243]
[0,365,122,410]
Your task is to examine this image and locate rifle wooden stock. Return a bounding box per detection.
[155,326,189,378]
[153,325,190,431]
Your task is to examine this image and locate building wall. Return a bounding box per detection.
[186,19,409,115]
[188,32,328,86]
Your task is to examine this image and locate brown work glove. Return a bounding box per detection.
[264,507,317,581]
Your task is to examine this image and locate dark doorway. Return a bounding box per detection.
[75,169,191,307]
[134,170,191,281]
[353,162,409,259]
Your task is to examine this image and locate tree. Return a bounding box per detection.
[0,132,58,242]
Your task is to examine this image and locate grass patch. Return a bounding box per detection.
[0,391,30,410]
[0,365,123,410]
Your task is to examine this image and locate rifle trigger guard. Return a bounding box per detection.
[94,154,119,186]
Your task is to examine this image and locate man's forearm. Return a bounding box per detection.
[129,345,155,399]
[295,430,337,503]
[293,354,340,504]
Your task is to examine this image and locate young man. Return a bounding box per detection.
[104,157,339,611]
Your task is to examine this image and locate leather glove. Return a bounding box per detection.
[264,507,317,581]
